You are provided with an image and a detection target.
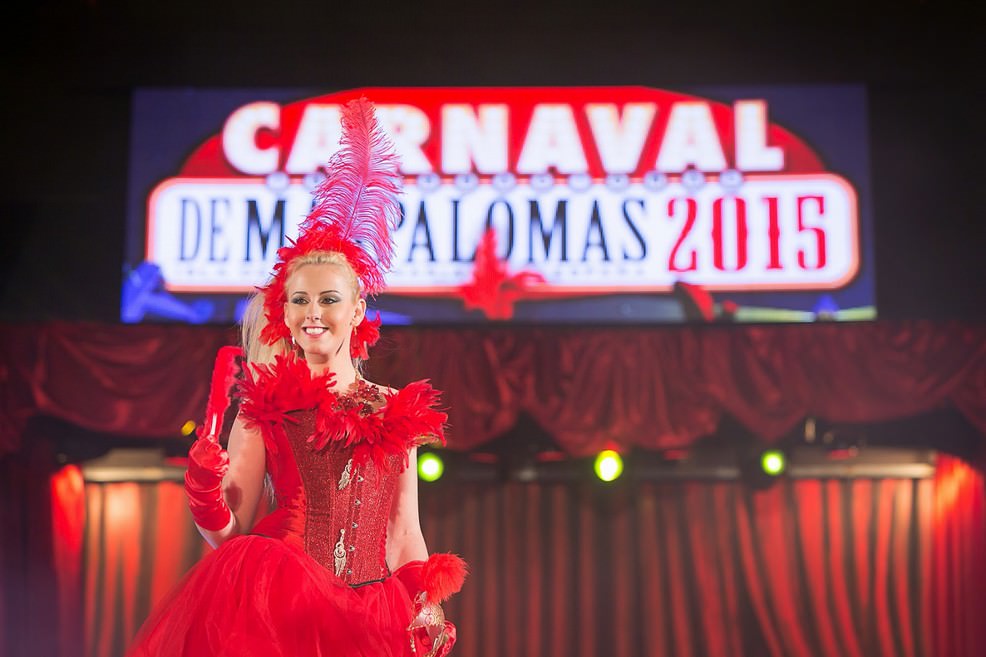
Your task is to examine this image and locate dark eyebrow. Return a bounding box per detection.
[290,289,341,295]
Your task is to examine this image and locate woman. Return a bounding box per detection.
[127,99,465,657]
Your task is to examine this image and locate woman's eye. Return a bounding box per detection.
[320,297,338,305]
[291,297,308,304]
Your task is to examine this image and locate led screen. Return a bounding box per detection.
[124,86,874,324]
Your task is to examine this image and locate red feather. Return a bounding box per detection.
[200,346,243,437]
[421,553,468,603]
[350,312,382,359]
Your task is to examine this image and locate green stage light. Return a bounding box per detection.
[760,449,786,476]
[594,450,624,482]
[418,452,445,482]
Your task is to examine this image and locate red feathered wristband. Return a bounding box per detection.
[394,553,468,602]
[420,553,468,603]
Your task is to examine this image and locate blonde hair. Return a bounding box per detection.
[241,251,360,367]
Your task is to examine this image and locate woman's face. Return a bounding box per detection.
[284,263,365,365]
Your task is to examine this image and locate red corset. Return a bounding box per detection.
[237,355,447,585]
[252,409,401,585]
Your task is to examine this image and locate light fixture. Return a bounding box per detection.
[760,449,786,476]
[594,449,624,482]
[417,451,445,482]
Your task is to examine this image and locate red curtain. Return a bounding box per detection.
[0,439,60,657]
[930,455,986,657]
[60,461,984,657]
[81,482,211,657]
[1,322,985,457]
[51,465,85,657]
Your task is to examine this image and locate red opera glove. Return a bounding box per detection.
[184,434,232,531]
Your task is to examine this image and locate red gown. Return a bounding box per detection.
[127,355,448,657]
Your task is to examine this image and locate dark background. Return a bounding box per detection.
[0,0,982,323]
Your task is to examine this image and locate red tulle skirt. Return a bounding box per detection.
[127,535,417,657]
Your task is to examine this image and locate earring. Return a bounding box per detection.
[349,313,382,360]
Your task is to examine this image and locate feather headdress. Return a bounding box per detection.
[259,99,402,346]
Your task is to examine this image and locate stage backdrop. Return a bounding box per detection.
[2,321,985,657]
[45,455,986,657]
[124,85,875,325]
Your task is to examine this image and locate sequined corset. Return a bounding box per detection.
[238,359,446,585]
[253,409,402,586]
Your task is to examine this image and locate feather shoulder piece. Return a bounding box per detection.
[237,354,336,428]
[307,379,447,472]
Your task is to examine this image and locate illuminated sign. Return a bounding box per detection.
[125,86,874,324]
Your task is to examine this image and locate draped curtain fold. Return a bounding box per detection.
[57,461,983,657]
[1,321,985,457]
[930,455,986,657]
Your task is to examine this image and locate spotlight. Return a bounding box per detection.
[738,443,788,490]
[594,449,624,482]
[417,451,445,482]
[760,449,786,476]
[180,420,197,437]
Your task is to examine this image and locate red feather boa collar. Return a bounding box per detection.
[238,354,446,472]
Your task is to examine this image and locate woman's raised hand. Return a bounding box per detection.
[184,432,233,531]
[184,346,242,532]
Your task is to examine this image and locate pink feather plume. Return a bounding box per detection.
[301,97,402,296]
[258,98,403,345]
